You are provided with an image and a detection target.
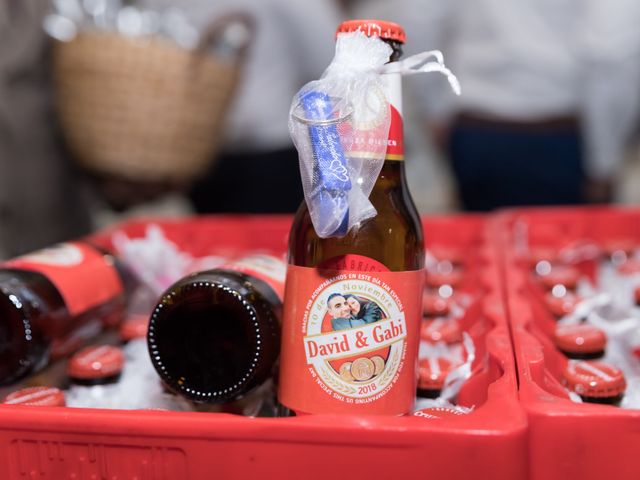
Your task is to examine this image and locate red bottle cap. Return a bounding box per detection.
[562,360,626,399]
[119,313,150,342]
[527,247,558,267]
[617,259,640,275]
[635,285,640,305]
[3,386,66,407]
[545,292,581,318]
[554,324,607,355]
[413,406,468,419]
[538,266,580,290]
[418,357,453,391]
[602,240,636,257]
[426,269,464,288]
[422,292,451,317]
[336,19,406,43]
[68,345,124,380]
[421,318,462,344]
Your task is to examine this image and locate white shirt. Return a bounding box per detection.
[353,0,640,179]
[175,0,343,153]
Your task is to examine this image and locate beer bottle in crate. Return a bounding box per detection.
[147,255,284,404]
[279,20,428,415]
[0,242,127,385]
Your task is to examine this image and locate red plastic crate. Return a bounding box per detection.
[0,215,527,479]
[498,206,640,480]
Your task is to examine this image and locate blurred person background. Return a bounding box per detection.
[0,0,91,257]
[167,0,344,214]
[351,0,640,210]
[0,0,343,257]
[2,0,640,259]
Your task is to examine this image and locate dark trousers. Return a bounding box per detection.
[189,147,303,214]
[449,119,585,211]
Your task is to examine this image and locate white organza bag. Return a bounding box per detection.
[289,31,460,238]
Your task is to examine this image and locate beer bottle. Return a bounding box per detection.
[0,242,127,385]
[147,255,284,404]
[279,20,426,415]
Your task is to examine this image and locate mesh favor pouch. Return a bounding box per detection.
[290,31,460,238]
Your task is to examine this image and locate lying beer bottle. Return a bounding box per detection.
[0,242,127,385]
[147,255,284,404]
[279,20,425,415]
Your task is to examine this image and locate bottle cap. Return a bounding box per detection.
[562,360,626,399]
[413,406,468,419]
[3,386,66,407]
[422,292,451,317]
[418,357,452,391]
[68,345,124,381]
[538,265,580,290]
[336,19,406,44]
[545,292,581,318]
[602,240,635,259]
[119,313,150,342]
[635,285,640,305]
[421,318,462,344]
[617,259,640,275]
[554,324,606,355]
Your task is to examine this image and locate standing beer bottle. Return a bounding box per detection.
[0,242,127,385]
[147,255,284,404]
[279,20,425,415]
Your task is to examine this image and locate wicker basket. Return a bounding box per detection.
[53,30,241,183]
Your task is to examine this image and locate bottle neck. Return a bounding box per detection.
[347,69,404,167]
[377,71,406,189]
[374,159,408,195]
[382,71,404,162]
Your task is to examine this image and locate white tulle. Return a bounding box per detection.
[289,32,460,238]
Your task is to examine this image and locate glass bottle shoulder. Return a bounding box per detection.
[289,162,424,271]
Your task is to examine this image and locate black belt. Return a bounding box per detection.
[455,112,579,133]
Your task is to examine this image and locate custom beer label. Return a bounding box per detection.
[385,104,404,160]
[347,73,405,162]
[4,242,123,317]
[222,254,286,300]
[279,256,424,415]
[383,73,404,161]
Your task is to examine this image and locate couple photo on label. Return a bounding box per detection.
[326,292,383,331]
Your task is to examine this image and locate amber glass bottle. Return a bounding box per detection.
[279,20,425,415]
[147,256,284,404]
[0,242,126,385]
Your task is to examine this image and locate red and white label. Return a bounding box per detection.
[4,242,123,317]
[383,73,404,160]
[222,254,286,300]
[345,72,404,162]
[279,256,424,415]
